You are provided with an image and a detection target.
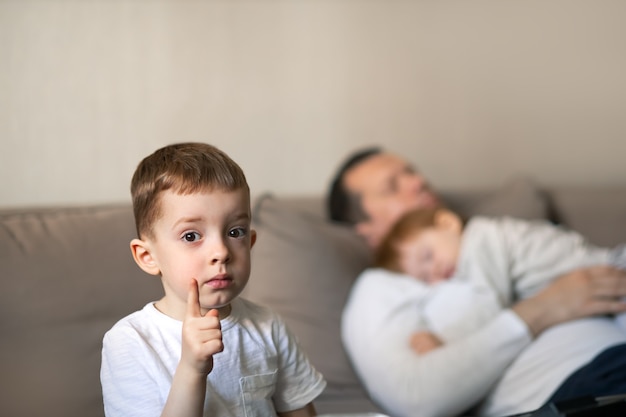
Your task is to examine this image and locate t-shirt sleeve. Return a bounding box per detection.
[101,324,166,417]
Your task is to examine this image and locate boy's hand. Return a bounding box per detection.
[181,279,224,376]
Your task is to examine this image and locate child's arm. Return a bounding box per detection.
[277,402,317,417]
[161,280,223,417]
[410,330,444,355]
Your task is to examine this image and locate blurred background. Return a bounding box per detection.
[2,0,625,207]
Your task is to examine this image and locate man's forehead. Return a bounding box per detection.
[345,153,412,191]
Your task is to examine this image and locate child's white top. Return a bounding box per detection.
[101,297,326,417]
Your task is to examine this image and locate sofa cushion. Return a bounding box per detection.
[0,205,163,417]
[547,186,626,247]
[243,194,382,413]
[441,176,549,221]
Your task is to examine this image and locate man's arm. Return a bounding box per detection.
[343,266,626,417]
[513,265,626,337]
[342,269,532,417]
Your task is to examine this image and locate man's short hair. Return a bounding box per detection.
[327,146,382,224]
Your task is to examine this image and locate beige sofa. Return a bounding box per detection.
[2,178,626,417]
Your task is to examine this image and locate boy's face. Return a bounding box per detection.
[132,188,256,320]
[397,226,461,285]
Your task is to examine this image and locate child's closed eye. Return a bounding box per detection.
[419,249,433,262]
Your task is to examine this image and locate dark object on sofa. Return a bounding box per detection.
[2,178,626,417]
[507,394,626,417]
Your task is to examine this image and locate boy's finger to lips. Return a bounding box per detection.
[186,278,202,317]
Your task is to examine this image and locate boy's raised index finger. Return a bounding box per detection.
[186,278,202,318]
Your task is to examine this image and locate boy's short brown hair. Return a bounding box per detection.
[374,208,440,273]
[130,142,248,239]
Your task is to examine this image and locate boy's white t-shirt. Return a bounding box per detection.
[101,297,326,417]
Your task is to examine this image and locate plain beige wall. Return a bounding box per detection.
[2,0,625,207]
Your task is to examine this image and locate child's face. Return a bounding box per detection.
[136,188,256,320]
[397,226,461,284]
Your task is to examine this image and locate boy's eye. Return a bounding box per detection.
[182,232,201,242]
[228,227,247,239]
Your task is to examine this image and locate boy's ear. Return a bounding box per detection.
[434,209,463,233]
[250,229,257,248]
[130,238,161,276]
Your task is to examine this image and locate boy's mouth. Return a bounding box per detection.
[206,274,232,289]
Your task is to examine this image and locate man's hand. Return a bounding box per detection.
[514,266,626,337]
[181,279,224,376]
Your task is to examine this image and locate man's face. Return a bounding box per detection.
[343,153,439,249]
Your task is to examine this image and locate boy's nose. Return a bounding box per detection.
[210,241,230,264]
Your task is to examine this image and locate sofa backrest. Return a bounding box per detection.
[545,186,626,247]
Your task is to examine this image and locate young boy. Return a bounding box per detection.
[374,207,626,354]
[100,142,326,417]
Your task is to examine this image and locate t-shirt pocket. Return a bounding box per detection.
[239,370,278,416]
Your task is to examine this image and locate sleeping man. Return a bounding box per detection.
[328,147,626,417]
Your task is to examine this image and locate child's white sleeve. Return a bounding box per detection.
[424,281,501,342]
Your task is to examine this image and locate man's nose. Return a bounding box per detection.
[403,172,426,191]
